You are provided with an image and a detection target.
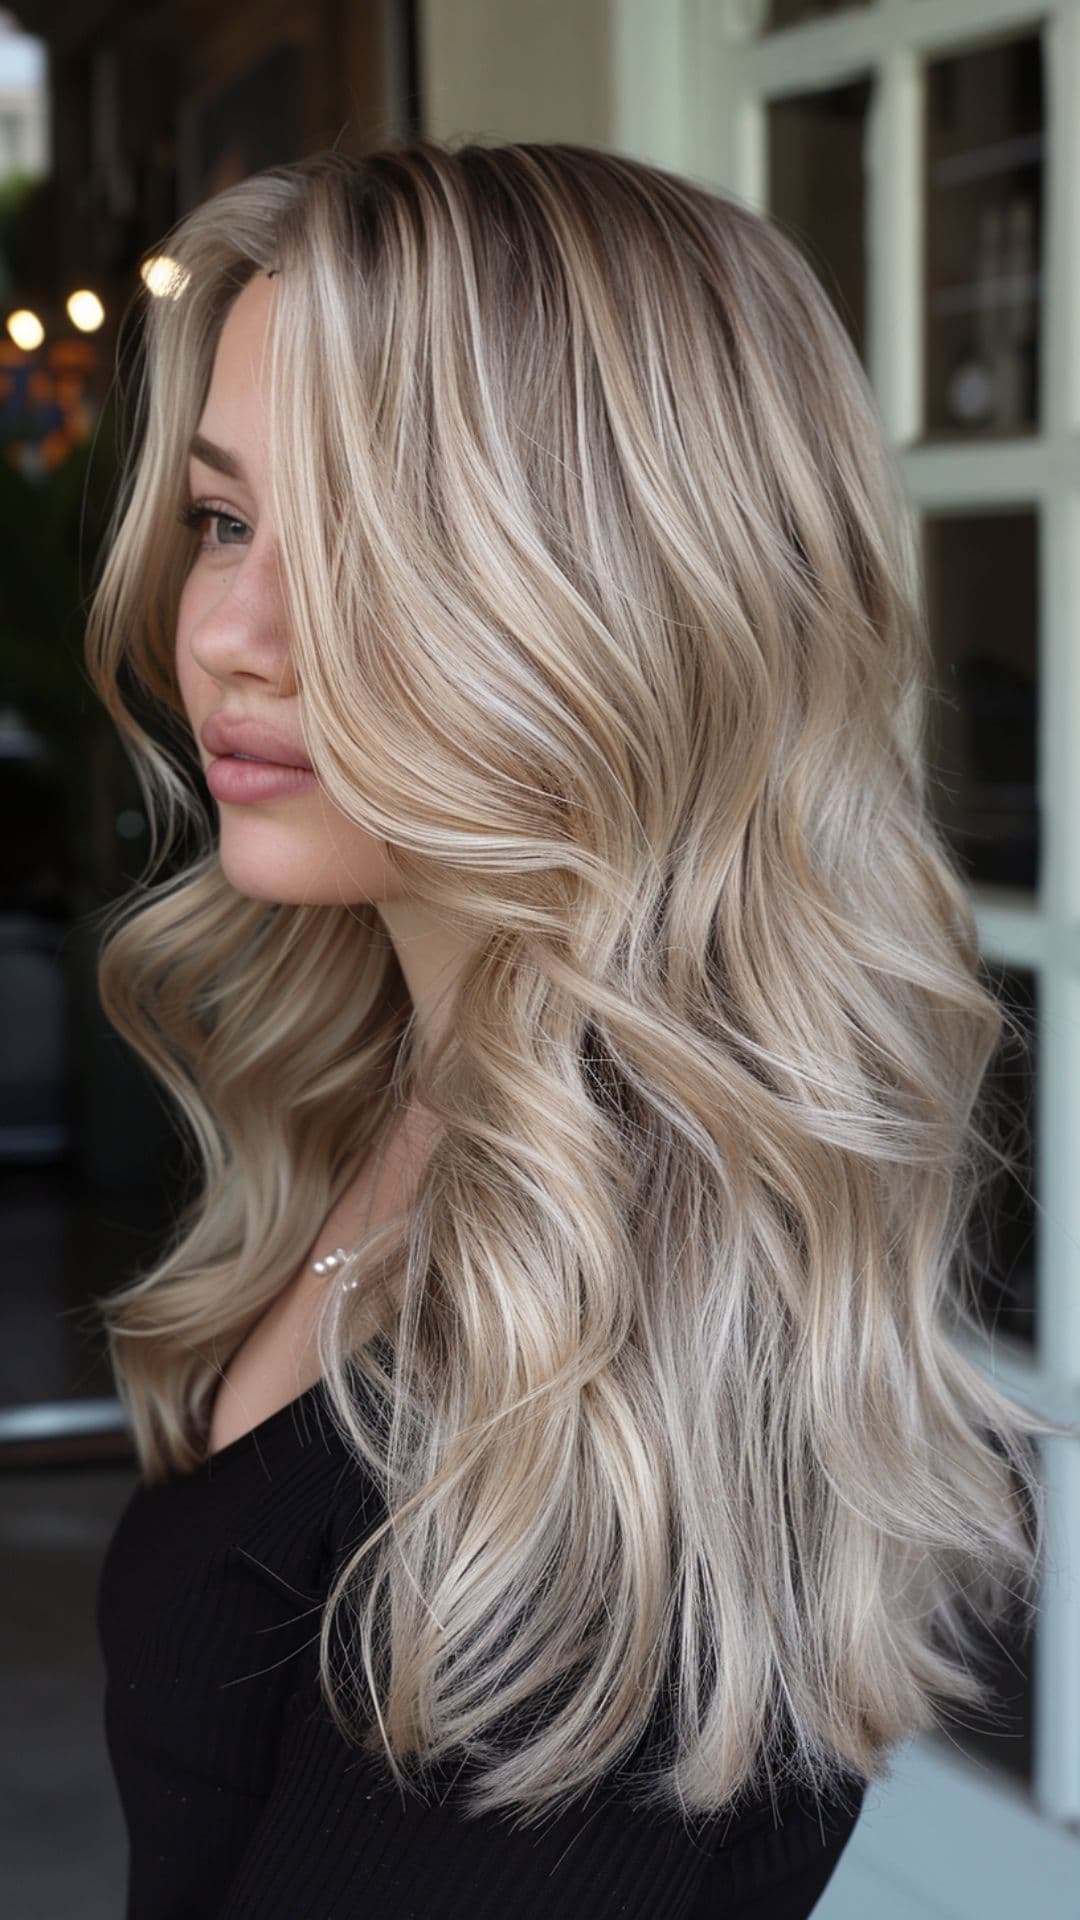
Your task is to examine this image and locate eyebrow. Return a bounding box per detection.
[188,432,248,481]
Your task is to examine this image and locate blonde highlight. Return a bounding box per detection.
[84,135,1070,1831]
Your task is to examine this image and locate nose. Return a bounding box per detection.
[185,543,298,699]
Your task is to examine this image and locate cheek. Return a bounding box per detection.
[174,586,199,709]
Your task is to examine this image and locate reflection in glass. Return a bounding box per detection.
[0,349,189,1425]
[767,77,872,366]
[922,511,1038,893]
[924,35,1044,439]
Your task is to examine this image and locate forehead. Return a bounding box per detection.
[194,271,277,449]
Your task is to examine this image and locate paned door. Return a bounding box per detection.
[616,0,1080,1911]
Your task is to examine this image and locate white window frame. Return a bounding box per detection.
[614,0,1080,1908]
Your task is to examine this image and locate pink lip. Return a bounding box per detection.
[205,756,318,804]
[200,712,314,769]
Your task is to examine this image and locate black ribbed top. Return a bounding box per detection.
[96,1377,867,1918]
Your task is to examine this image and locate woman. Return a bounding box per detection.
[87,138,1064,1918]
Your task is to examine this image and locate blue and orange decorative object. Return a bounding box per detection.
[0,334,100,479]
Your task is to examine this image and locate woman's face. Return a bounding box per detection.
[176,269,399,905]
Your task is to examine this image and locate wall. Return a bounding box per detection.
[418,0,611,147]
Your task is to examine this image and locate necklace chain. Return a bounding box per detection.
[311,1119,394,1293]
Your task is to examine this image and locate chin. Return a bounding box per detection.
[215,810,399,906]
[216,842,352,905]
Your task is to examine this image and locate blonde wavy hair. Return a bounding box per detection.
[85,136,1072,1830]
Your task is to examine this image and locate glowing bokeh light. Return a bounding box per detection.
[66,289,105,332]
[6,309,45,350]
[139,255,190,300]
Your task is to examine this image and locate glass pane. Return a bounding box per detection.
[921,511,1039,894]
[967,961,1038,1355]
[933,959,1039,1787]
[766,0,871,28]
[0,28,193,1455]
[924,1447,1038,1792]
[0,722,198,1434]
[767,77,873,367]
[924,34,1045,440]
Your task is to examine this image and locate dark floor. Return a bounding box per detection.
[0,1153,173,1916]
[2,1461,136,1920]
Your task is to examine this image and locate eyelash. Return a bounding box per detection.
[176,497,252,552]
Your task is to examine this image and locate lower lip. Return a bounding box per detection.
[205,756,318,803]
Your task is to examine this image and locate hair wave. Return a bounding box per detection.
[84,135,1073,1830]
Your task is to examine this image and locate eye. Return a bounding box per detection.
[176,497,253,551]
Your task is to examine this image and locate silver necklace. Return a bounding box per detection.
[311,1121,393,1293]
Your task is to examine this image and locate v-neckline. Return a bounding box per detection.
[198,1375,327,1472]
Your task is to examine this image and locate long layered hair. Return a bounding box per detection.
[85,136,1072,1828]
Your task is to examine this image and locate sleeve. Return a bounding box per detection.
[213,1624,866,1920]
